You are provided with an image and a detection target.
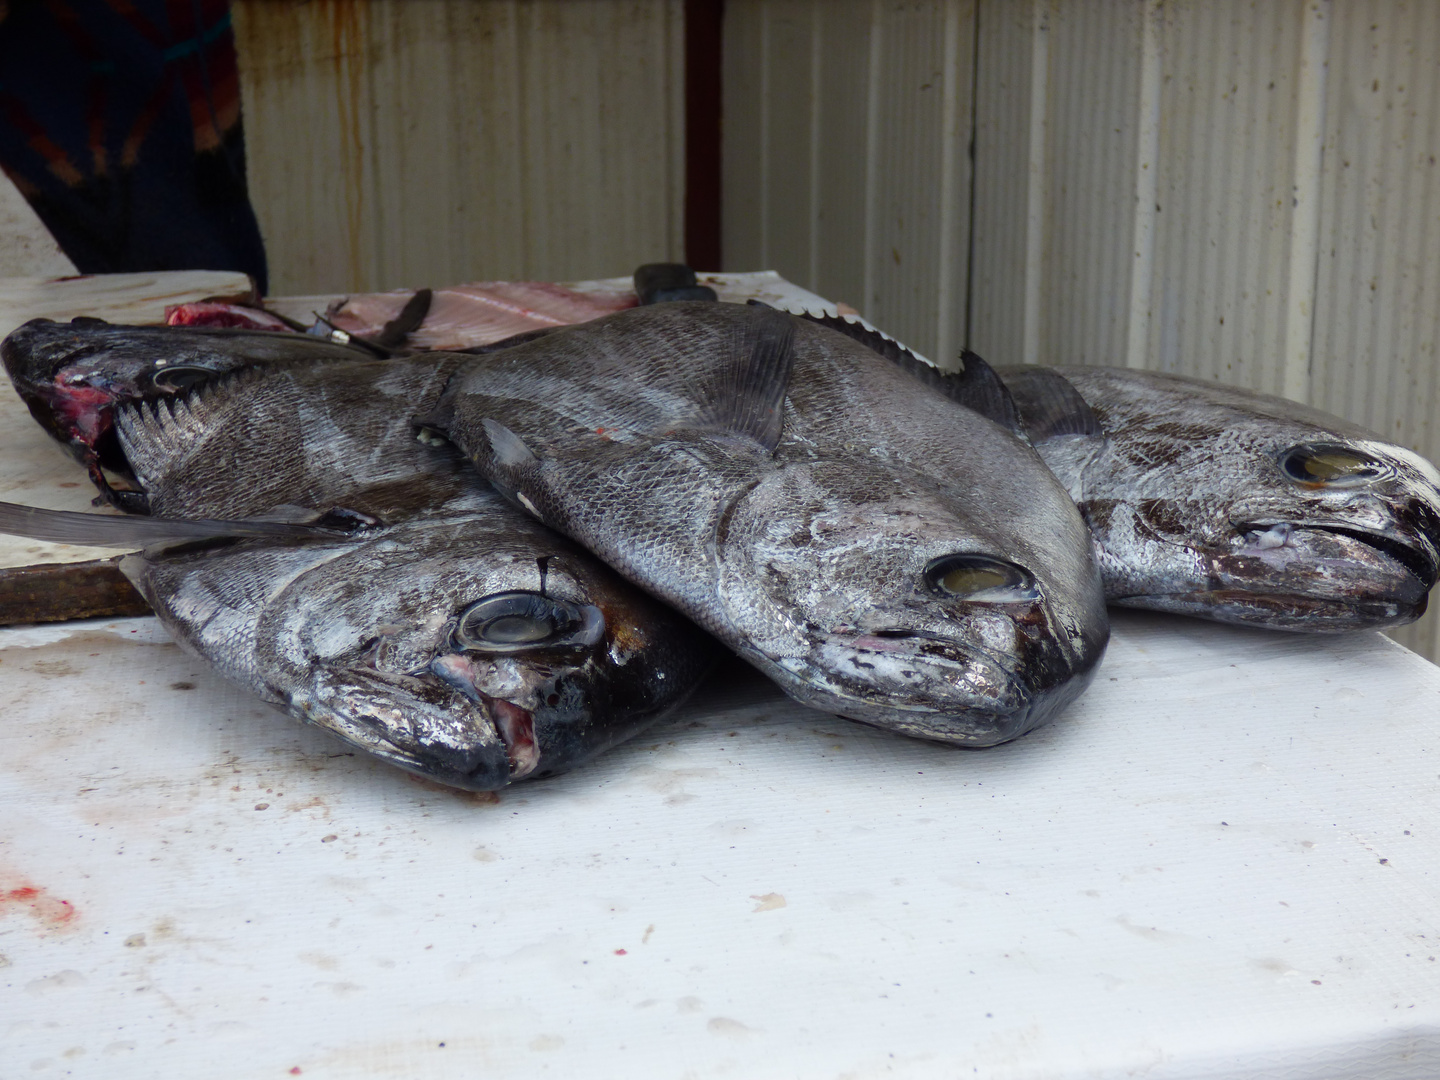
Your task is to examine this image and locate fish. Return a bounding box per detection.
[792,311,1440,632]
[1,316,379,505]
[428,301,1109,747]
[0,355,718,789]
[999,366,1440,631]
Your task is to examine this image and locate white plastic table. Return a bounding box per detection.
[3,609,1438,1079]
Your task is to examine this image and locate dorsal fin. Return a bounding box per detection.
[779,307,1023,435]
[455,326,561,354]
[948,350,1022,434]
[999,366,1104,441]
[776,305,935,369]
[694,304,796,451]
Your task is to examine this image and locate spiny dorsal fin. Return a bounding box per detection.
[695,304,796,451]
[999,366,1104,441]
[768,304,936,369]
[455,326,561,354]
[776,306,1023,436]
[0,500,347,549]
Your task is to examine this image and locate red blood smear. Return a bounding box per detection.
[615,949,628,955]
[2,884,78,931]
[49,384,115,444]
[165,302,292,331]
[492,699,539,778]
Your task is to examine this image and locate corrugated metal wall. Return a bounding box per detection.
[232,0,686,296]
[724,0,1440,664]
[723,0,976,366]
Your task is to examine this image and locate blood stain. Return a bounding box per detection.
[1,884,78,931]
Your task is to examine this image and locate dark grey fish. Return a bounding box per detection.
[430,302,1109,747]
[0,356,718,789]
[789,311,1440,632]
[1,317,377,505]
[1000,367,1440,632]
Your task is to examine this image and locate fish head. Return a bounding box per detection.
[137,505,714,790]
[1,318,360,490]
[3,318,240,452]
[1081,378,1440,629]
[712,459,1107,746]
[1217,435,1440,627]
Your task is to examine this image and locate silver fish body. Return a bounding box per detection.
[1002,366,1440,631]
[107,356,718,788]
[433,303,1109,747]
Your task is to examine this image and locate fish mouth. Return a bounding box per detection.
[772,629,1088,747]
[1232,520,1437,592]
[1118,521,1436,631]
[1301,524,1438,587]
[475,691,539,778]
[298,664,515,790]
[429,653,540,778]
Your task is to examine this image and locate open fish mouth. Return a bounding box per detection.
[1116,521,1436,631]
[474,692,539,778]
[429,653,541,778]
[1231,520,1437,594]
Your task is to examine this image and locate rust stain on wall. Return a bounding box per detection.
[320,0,371,287]
[233,0,685,295]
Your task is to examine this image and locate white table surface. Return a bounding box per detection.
[2,609,1438,1079]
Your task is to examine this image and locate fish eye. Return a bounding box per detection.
[924,555,1040,603]
[453,591,605,653]
[151,364,214,393]
[1278,444,1388,487]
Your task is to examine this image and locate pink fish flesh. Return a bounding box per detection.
[326,281,638,350]
[166,302,293,331]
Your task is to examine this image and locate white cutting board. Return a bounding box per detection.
[2,609,1438,1079]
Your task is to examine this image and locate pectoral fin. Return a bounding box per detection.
[0,501,348,549]
[694,304,796,452]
